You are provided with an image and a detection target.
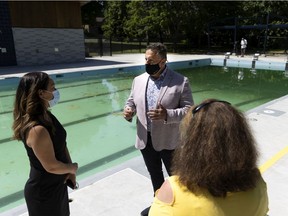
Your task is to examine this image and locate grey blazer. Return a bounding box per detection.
[125,67,194,151]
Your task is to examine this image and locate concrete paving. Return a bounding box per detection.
[247,95,288,216]
[1,53,287,78]
[1,53,288,216]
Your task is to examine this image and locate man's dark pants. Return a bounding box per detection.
[140,132,174,193]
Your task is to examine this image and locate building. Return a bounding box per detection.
[0,1,86,66]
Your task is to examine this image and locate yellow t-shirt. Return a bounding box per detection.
[149,175,268,216]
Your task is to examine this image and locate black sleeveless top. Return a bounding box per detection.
[23,112,70,216]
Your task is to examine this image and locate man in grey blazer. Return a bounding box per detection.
[123,43,194,216]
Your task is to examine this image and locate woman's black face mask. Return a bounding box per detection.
[145,61,161,75]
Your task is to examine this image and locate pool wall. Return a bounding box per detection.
[167,59,212,70]
[0,57,286,86]
[0,59,212,86]
[211,57,287,71]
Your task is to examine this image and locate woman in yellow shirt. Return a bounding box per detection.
[149,99,269,216]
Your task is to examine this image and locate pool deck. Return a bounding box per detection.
[1,53,288,216]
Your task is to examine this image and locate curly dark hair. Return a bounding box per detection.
[172,99,261,197]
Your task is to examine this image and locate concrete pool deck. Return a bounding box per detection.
[1,53,288,216]
[0,53,288,77]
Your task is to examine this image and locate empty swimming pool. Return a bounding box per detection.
[0,65,288,212]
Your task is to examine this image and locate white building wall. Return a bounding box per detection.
[12,28,85,66]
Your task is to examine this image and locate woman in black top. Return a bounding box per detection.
[12,72,78,216]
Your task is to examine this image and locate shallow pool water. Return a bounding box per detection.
[182,66,288,111]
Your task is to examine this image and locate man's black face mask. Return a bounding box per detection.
[145,62,161,75]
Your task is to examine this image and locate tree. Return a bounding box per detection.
[240,0,288,52]
[124,0,166,44]
[85,0,288,53]
[81,1,105,37]
[101,1,129,40]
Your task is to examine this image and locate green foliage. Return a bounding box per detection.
[123,1,167,42]
[101,1,129,39]
[81,1,105,25]
[82,1,288,51]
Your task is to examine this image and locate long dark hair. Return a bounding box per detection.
[172,99,260,197]
[12,72,53,140]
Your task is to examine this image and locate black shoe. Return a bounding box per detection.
[140,206,151,216]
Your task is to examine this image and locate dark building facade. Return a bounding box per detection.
[0,1,85,66]
[0,1,17,66]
